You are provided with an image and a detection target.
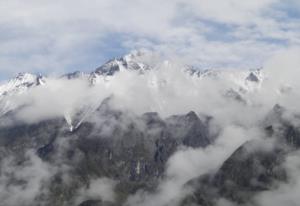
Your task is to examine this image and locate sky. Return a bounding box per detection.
[0,0,299,79]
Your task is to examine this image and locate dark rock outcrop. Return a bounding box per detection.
[0,101,211,206]
[181,105,300,206]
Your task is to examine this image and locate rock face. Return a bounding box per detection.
[213,141,286,201]
[181,142,286,205]
[0,98,212,206]
[246,72,259,82]
[181,105,300,206]
[8,101,299,206]
[78,200,117,206]
[67,104,212,205]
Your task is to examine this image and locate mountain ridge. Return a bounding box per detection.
[0,51,264,131]
[1,51,296,206]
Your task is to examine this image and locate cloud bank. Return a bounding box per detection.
[0,0,299,78]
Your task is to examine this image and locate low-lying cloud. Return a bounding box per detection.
[0,47,300,206]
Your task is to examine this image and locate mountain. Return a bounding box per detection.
[0,73,45,116]
[0,72,45,97]
[182,105,300,206]
[1,51,298,206]
[0,98,212,206]
[0,51,264,130]
[0,50,263,112]
[89,50,151,84]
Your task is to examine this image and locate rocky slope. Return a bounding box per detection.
[0,97,212,206]
[181,105,300,206]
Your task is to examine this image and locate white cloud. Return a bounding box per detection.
[126,125,262,206]
[5,47,298,126]
[0,150,56,206]
[0,0,299,77]
[76,178,117,204]
[254,151,300,206]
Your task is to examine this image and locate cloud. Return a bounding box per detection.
[254,151,300,206]
[76,178,117,204]
[118,47,300,206]
[252,47,300,116]
[3,46,297,126]
[0,0,299,78]
[12,77,110,124]
[125,124,261,206]
[0,150,56,206]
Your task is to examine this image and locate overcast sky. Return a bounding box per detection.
[0,0,299,79]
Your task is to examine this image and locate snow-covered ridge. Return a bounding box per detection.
[0,51,264,97]
[89,50,151,84]
[0,73,46,116]
[0,51,265,104]
[0,51,264,129]
[0,73,45,96]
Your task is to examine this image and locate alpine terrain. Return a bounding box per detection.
[0,50,300,206]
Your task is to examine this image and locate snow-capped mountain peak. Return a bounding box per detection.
[89,50,151,84]
[96,50,151,74]
[0,72,46,116]
[0,52,266,125]
[0,72,45,96]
